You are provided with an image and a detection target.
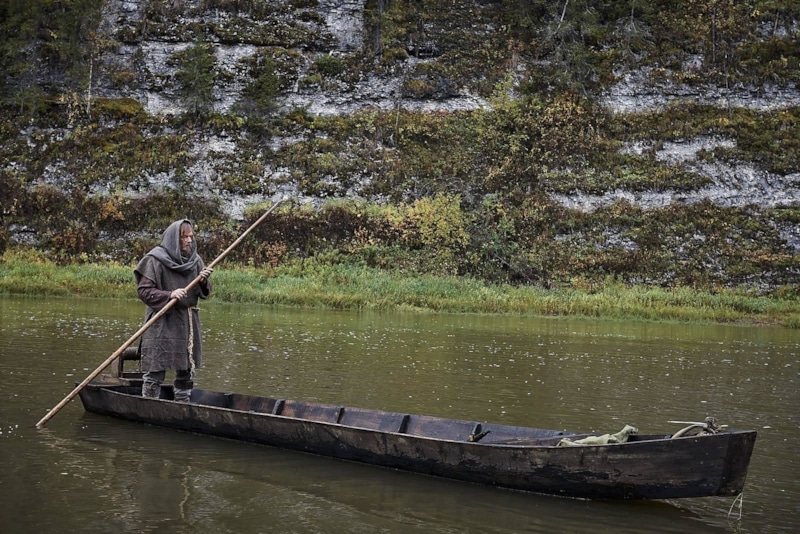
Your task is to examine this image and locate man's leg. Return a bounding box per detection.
[142,370,165,398]
[174,370,193,403]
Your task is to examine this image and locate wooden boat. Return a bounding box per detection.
[77,373,757,501]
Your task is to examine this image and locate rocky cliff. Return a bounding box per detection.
[96,1,800,251]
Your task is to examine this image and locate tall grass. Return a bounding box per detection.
[1,250,798,327]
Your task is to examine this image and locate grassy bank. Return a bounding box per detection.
[1,251,798,328]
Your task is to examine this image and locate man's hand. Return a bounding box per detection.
[199,268,213,282]
[170,288,187,300]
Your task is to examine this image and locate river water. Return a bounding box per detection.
[0,295,797,533]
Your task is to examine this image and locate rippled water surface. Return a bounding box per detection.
[1,295,798,533]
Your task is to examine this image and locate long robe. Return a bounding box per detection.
[134,220,210,373]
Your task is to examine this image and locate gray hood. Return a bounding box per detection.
[146,219,201,273]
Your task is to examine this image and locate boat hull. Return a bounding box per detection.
[78,382,756,500]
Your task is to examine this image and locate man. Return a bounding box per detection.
[134,219,213,401]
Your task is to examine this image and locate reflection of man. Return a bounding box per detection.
[135,456,189,522]
[134,220,212,401]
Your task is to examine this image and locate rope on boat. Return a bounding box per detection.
[187,306,198,379]
[668,416,725,438]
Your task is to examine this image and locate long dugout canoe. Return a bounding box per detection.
[77,380,756,500]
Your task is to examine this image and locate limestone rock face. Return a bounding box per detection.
[6,1,800,258]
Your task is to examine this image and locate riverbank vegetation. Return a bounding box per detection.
[2,249,798,328]
[2,192,798,295]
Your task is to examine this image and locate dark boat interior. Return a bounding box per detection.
[100,377,669,446]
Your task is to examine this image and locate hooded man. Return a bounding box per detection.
[134,219,213,401]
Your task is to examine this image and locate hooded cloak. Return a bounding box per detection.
[134,220,210,373]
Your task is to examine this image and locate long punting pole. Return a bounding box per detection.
[35,198,286,428]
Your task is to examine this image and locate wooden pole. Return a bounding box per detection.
[35,198,286,428]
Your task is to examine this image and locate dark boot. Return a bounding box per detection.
[142,380,161,399]
[174,379,194,403]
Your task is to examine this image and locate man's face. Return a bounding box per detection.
[180,227,194,256]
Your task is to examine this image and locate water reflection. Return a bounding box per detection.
[47,413,733,534]
[1,295,798,533]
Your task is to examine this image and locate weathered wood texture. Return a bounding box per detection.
[78,382,757,500]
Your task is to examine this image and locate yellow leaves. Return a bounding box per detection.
[98,198,125,223]
[378,193,471,253]
[404,193,471,250]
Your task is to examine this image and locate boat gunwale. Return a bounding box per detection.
[86,383,757,450]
